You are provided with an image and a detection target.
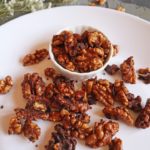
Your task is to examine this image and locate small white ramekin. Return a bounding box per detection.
[49,25,113,80]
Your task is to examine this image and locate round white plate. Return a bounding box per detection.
[0,6,150,150]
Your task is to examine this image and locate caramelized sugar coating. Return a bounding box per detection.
[135,99,150,129]
[85,120,119,148]
[120,56,136,84]
[23,49,48,66]
[116,6,125,12]
[49,110,62,122]
[0,76,13,94]
[138,74,150,84]
[21,73,45,99]
[45,124,77,150]
[113,45,119,57]
[24,121,41,143]
[109,137,123,150]
[105,64,119,75]
[103,106,134,125]
[44,68,55,77]
[138,68,150,74]
[8,117,23,135]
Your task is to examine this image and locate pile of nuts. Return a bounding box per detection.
[52,30,112,72]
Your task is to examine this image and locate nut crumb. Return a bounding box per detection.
[47,78,49,80]
[0,105,3,109]
[103,73,105,75]
[47,57,50,60]
[35,144,38,147]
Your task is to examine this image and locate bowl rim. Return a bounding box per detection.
[49,25,113,76]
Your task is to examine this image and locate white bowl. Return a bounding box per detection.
[49,25,113,80]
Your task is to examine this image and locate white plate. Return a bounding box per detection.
[0,6,150,150]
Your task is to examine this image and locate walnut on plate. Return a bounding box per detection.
[105,64,119,75]
[45,83,54,100]
[85,120,119,148]
[93,79,114,106]
[23,49,48,66]
[44,68,55,77]
[21,73,45,99]
[45,124,77,150]
[109,137,123,150]
[102,106,134,125]
[75,90,87,102]
[96,0,107,5]
[49,110,62,122]
[8,117,23,135]
[135,99,150,129]
[116,6,125,12]
[61,109,93,139]
[112,45,119,57]
[138,68,150,74]
[120,56,136,84]
[138,74,150,84]
[24,120,41,143]
[0,76,13,94]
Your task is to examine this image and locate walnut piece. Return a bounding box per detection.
[0,76,13,94]
[96,0,107,5]
[24,120,41,143]
[120,56,136,84]
[49,110,62,122]
[113,45,119,57]
[23,49,48,66]
[85,120,119,148]
[105,64,119,75]
[75,90,87,102]
[102,106,134,125]
[45,124,77,150]
[93,79,114,106]
[52,35,64,47]
[62,111,93,139]
[135,99,150,129]
[25,95,50,112]
[109,137,123,150]
[138,68,150,74]
[88,2,96,6]
[45,83,54,100]
[21,73,45,99]
[14,108,49,121]
[138,74,150,84]
[44,68,55,77]
[8,117,22,135]
[116,6,125,12]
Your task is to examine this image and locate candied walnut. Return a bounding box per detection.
[8,117,22,135]
[105,65,119,75]
[88,2,96,6]
[96,0,107,5]
[44,68,55,77]
[113,45,119,57]
[24,120,41,143]
[138,74,150,84]
[135,99,150,129]
[15,108,49,121]
[73,33,81,42]
[25,95,50,112]
[102,41,111,49]
[49,110,62,122]
[93,79,114,106]
[52,35,64,47]
[45,124,77,150]
[23,49,48,66]
[127,94,142,112]
[109,137,123,150]
[120,56,136,84]
[87,94,97,105]
[114,80,129,106]
[62,112,93,139]
[88,31,106,47]
[85,120,119,148]
[52,46,66,57]
[138,68,150,74]
[81,30,89,43]
[0,76,13,94]
[75,90,87,102]
[116,6,125,12]
[103,106,134,125]
[21,73,45,99]
[45,83,54,100]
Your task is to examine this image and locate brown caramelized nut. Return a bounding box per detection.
[93,79,114,106]
[109,137,123,150]
[8,117,22,135]
[138,68,150,74]
[0,76,13,94]
[49,111,62,122]
[105,64,119,75]
[135,99,150,129]
[24,121,41,143]
[138,74,150,84]
[116,6,125,12]
[45,124,77,150]
[88,2,96,6]
[113,45,119,57]
[21,73,45,99]
[45,83,54,100]
[86,120,119,148]
[44,68,55,77]
[52,35,64,47]
[75,90,87,102]
[96,0,107,5]
[120,56,136,84]
[103,106,134,125]
[23,49,48,66]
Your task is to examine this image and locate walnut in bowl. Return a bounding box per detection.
[49,25,113,80]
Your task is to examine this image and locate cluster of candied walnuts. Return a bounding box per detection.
[52,30,112,73]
